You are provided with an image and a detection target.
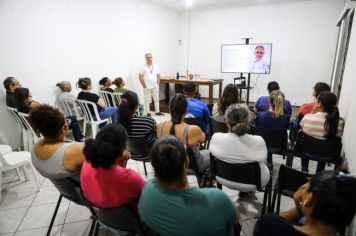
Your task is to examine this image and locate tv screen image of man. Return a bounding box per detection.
[249,45,270,74]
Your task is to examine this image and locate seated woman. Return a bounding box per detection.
[99,77,114,92]
[28,105,85,182]
[157,94,210,184]
[15,87,83,142]
[54,81,84,142]
[255,81,292,115]
[254,170,356,236]
[139,135,238,235]
[14,87,41,113]
[55,81,77,113]
[76,77,117,124]
[99,77,115,107]
[118,91,156,158]
[209,104,270,193]
[212,83,239,122]
[255,90,290,170]
[300,91,344,172]
[81,124,145,210]
[113,77,127,94]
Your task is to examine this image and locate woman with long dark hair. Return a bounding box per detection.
[157,94,209,185]
[212,83,239,122]
[300,91,344,172]
[14,87,40,113]
[118,90,156,158]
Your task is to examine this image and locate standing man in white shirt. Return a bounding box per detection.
[139,53,164,116]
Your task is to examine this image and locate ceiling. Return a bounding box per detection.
[141,0,314,12]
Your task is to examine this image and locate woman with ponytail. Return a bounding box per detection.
[255,81,292,115]
[157,94,210,186]
[98,77,114,92]
[117,90,157,158]
[255,90,291,170]
[81,124,145,210]
[209,104,270,195]
[254,170,356,236]
[300,91,344,172]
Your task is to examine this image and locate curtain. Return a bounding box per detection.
[330,8,354,100]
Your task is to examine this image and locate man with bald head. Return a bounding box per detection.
[3,77,21,107]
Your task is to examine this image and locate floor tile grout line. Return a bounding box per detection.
[14,224,64,234]
[13,201,71,234]
[2,173,17,191]
[14,185,41,234]
[60,201,71,235]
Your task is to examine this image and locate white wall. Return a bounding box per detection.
[0,0,179,148]
[178,0,344,104]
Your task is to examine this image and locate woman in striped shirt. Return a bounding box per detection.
[118,90,157,158]
[300,91,344,172]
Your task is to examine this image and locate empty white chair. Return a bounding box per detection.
[0,145,12,155]
[7,107,32,151]
[76,99,110,138]
[17,112,42,151]
[0,148,41,191]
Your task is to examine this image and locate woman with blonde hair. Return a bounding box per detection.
[255,90,290,170]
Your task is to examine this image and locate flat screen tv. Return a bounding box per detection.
[221,43,272,74]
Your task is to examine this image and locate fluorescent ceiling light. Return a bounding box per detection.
[186,0,193,7]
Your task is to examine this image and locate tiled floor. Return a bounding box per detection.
[0,113,325,236]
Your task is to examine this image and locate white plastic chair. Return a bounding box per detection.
[56,96,71,117]
[98,91,122,108]
[17,112,42,152]
[0,148,41,191]
[61,97,86,134]
[113,92,122,107]
[76,99,110,138]
[7,107,32,151]
[0,145,12,155]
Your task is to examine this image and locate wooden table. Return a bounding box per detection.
[160,77,224,104]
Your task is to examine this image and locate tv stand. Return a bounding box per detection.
[234,75,252,104]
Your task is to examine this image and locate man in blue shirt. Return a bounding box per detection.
[255,81,292,115]
[183,82,210,132]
